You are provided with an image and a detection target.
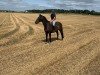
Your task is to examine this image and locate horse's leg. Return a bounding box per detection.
[49,33,51,42]
[56,31,59,40]
[59,29,64,40]
[45,32,48,42]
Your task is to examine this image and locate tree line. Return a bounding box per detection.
[0,9,100,15]
[0,10,15,12]
[25,9,100,16]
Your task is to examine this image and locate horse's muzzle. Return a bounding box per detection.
[35,21,37,24]
[35,21,38,24]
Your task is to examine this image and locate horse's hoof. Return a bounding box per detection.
[48,42,51,44]
[49,43,51,45]
[45,42,48,44]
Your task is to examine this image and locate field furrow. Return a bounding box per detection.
[0,13,7,26]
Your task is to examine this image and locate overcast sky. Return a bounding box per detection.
[0,0,100,11]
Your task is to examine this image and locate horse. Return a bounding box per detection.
[35,14,64,43]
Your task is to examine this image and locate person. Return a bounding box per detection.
[50,10,56,29]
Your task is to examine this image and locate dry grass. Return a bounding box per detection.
[0,13,100,75]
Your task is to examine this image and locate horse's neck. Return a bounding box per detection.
[42,17,49,29]
[42,17,48,24]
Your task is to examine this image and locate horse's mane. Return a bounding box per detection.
[42,15,49,22]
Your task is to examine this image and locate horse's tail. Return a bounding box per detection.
[59,23,64,39]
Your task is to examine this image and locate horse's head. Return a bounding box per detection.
[35,14,44,24]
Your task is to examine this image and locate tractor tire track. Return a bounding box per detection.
[0,13,7,26]
[0,14,20,40]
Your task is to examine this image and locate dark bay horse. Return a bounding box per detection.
[35,14,64,42]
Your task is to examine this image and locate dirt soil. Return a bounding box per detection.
[0,13,100,75]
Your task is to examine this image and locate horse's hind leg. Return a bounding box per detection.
[49,33,51,42]
[59,29,64,40]
[45,32,48,42]
[56,31,59,40]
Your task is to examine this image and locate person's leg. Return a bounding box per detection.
[53,20,56,26]
[50,20,53,25]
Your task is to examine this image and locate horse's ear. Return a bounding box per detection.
[39,14,41,16]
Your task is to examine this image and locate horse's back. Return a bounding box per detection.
[55,21,62,25]
[55,21,62,29]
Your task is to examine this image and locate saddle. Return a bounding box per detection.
[50,22,56,30]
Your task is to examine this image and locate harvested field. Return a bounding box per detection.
[0,13,100,75]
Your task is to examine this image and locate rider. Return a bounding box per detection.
[50,10,56,29]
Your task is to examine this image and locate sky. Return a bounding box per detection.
[0,0,100,11]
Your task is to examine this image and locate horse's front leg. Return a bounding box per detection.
[49,33,51,42]
[56,31,59,40]
[45,32,48,42]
